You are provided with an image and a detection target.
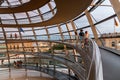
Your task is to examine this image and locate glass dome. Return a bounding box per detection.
[0,0,120,80]
[0,0,119,60]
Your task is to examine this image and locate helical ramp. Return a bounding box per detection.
[1,39,103,80]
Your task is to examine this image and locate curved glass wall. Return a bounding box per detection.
[0,0,119,48]
[0,0,30,8]
[0,0,56,24]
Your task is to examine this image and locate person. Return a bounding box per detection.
[19,60,23,68]
[84,31,89,45]
[14,33,17,39]
[13,61,17,68]
[10,33,12,39]
[79,29,84,43]
[75,31,78,40]
[75,31,78,44]
[36,62,38,68]
[1,59,4,65]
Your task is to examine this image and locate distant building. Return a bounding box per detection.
[100,33,120,50]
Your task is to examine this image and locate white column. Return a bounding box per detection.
[110,0,120,21]
[85,10,102,46]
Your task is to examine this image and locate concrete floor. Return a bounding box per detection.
[100,49,120,80]
[0,69,56,80]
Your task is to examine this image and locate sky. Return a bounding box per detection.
[77,0,120,34]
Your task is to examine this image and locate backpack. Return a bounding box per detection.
[79,32,84,36]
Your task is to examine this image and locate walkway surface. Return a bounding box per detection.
[100,48,120,80]
[0,69,56,80]
[26,66,77,80]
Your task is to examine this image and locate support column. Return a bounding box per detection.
[70,20,79,44]
[26,12,42,70]
[57,24,64,41]
[85,10,102,46]
[48,3,61,54]
[37,8,52,53]
[65,23,73,57]
[73,49,78,62]
[18,27,27,70]
[57,24,69,58]
[2,0,12,72]
[37,9,52,68]
[32,28,42,69]
[48,2,55,15]
[1,27,11,72]
[66,23,72,40]
[26,12,41,52]
[48,2,66,74]
[110,0,120,21]
[70,21,79,62]
[13,13,27,71]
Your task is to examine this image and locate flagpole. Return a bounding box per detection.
[114,18,117,49]
[114,25,115,33]
[114,18,116,33]
[114,18,119,50]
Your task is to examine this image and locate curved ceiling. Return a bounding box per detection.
[0,0,93,27]
[0,0,50,13]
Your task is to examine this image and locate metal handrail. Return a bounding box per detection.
[76,39,103,80]
[0,38,103,80]
[87,39,103,80]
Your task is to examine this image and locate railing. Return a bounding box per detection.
[68,39,103,80]
[0,37,103,80]
[4,35,76,41]
[82,39,103,80]
[25,65,77,80]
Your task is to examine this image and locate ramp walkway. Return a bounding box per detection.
[100,48,120,80]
